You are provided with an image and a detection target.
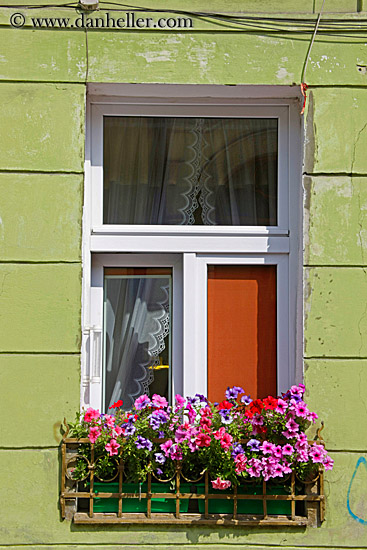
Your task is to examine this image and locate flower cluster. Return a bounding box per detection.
[68,384,333,487]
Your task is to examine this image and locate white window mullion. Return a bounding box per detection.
[277,256,290,394]
[87,259,104,411]
[182,253,201,397]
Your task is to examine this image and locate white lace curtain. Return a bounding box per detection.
[104,276,170,411]
[103,117,278,225]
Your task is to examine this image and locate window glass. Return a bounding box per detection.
[103,268,172,411]
[103,117,278,225]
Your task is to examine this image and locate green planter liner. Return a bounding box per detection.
[197,483,291,515]
[93,481,190,513]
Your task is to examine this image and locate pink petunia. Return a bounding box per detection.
[211,478,231,490]
[234,454,247,474]
[220,432,233,450]
[104,414,116,428]
[88,426,101,443]
[84,407,100,423]
[113,425,123,436]
[105,438,120,456]
[195,432,211,447]
[214,427,226,440]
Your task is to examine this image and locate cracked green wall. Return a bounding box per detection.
[0,1,367,548]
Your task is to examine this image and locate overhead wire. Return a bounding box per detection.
[1,2,367,33]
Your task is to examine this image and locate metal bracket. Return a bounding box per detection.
[79,0,99,10]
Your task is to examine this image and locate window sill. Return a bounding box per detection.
[72,512,311,526]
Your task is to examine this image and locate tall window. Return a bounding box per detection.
[83,86,301,412]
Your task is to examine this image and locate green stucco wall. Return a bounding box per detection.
[0,1,367,548]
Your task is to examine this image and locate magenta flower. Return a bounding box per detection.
[309,444,327,463]
[175,425,188,443]
[105,438,120,456]
[134,394,151,410]
[247,458,262,478]
[294,401,309,418]
[282,444,295,456]
[307,411,318,422]
[152,394,168,408]
[261,441,275,454]
[275,398,288,414]
[323,455,334,471]
[170,444,183,461]
[88,426,101,443]
[272,463,285,477]
[286,418,299,432]
[211,478,231,490]
[297,450,309,462]
[175,394,186,409]
[272,445,283,459]
[160,439,173,457]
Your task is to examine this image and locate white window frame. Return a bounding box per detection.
[82,84,302,410]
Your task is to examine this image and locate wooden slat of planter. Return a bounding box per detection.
[73,512,309,526]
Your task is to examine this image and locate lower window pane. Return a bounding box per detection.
[207,265,277,402]
[103,268,172,411]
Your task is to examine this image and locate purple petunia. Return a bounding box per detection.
[187,394,208,406]
[231,442,245,458]
[219,409,233,424]
[149,410,169,430]
[135,436,153,451]
[124,424,136,437]
[225,386,244,400]
[241,394,252,405]
[154,452,166,464]
[247,439,260,451]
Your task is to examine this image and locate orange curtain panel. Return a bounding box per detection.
[207,265,277,403]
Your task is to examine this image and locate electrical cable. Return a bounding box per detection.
[300,0,326,115]
[1,1,367,34]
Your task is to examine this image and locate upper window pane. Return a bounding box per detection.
[103,117,278,225]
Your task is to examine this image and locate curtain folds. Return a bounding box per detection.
[104,276,170,411]
[103,117,278,226]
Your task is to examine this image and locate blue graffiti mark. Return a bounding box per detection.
[347,456,367,525]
